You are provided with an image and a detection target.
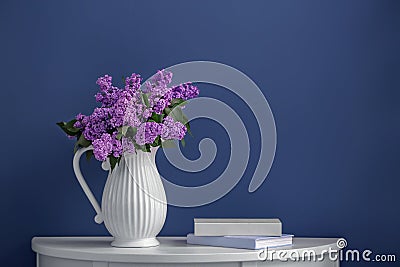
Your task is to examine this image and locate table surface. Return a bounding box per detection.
[32,237,341,263]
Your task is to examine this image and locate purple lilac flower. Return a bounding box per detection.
[70,71,197,163]
[122,137,136,154]
[95,75,119,107]
[93,74,147,129]
[161,116,187,140]
[143,70,199,116]
[92,132,124,161]
[153,99,168,114]
[111,132,123,157]
[97,86,121,107]
[135,122,163,145]
[125,73,142,91]
[142,108,153,119]
[82,107,111,141]
[74,113,87,129]
[92,133,114,161]
[95,73,141,109]
[96,75,112,91]
[111,93,136,128]
[169,83,199,100]
[123,100,145,127]
[145,70,173,93]
[145,70,173,107]
[153,82,199,114]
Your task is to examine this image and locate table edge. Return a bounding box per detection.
[32,236,342,263]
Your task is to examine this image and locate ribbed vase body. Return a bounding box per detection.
[101,149,167,247]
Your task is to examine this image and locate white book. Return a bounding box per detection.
[187,233,293,250]
[194,218,282,237]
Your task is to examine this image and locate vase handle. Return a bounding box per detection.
[72,146,104,224]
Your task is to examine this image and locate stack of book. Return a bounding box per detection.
[186,218,293,250]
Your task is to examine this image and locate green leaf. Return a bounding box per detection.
[73,142,79,153]
[66,119,80,134]
[56,121,67,132]
[163,107,172,116]
[77,134,91,148]
[142,93,150,107]
[109,155,120,171]
[161,139,176,148]
[121,126,129,135]
[150,136,161,147]
[180,138,186,147]
[170,98,186,106]
[169,107,188,125]
[125,127,137,138]
[145,144,151,152]
[56,122,65,127]
[182,114,189,125]
[57,119,80,136]
[65,119,77,129]
[151,112,163,123]
[169,100,187,113]
[185,122,193,136]
[85,150,94,161]
[133,142,144,152]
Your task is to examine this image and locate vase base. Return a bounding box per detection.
[111,237,160,248]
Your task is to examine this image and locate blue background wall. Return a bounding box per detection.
[1,1,399,266]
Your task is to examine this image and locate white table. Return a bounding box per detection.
[32,236,341,267]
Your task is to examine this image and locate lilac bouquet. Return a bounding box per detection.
[57,70,199,170]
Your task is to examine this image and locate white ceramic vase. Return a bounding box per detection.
[73,146,167,248]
